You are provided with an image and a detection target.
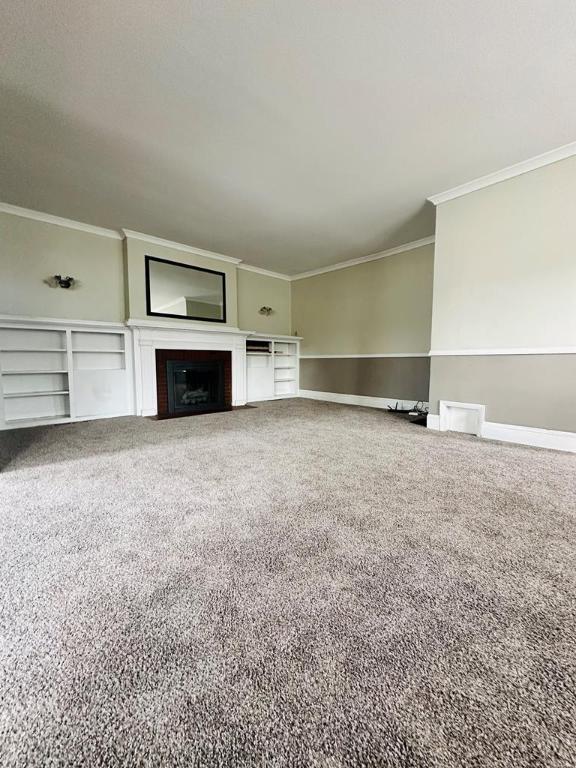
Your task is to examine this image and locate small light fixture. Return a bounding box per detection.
[46,275,77,289]
[259,306,273,316]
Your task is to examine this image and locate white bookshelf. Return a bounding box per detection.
[246,334,301,402]
[0,319,133,430]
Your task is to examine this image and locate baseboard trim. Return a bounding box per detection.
[427,414,576,453]
[481,422,576,453]
[299,390,428,411]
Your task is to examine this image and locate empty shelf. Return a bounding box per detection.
[5,414,71,425]
[4,390,70,399]
[72,349,125,353]
[1,370,68,375]
[0,348,67,352]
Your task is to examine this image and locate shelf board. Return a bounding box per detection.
[274,365,295,370]
[274,378,296,382]
[4,390,70,399]
[247,352,272,356]
[0,348,67,352]
[5,414,71,426]
[1,370,68,375]
[72,349,125,354]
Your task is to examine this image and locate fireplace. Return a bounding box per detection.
[155,349,232,418]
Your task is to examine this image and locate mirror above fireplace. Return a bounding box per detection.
[145,255,226,323]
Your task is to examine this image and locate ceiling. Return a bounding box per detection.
[1,1,575,274]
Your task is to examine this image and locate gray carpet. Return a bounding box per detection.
[0,399,575,767]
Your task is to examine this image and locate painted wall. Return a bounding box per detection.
[431,156,576,352]
[292,243,434,402]
[429,155,576,431]
[124,236,239,327]
[237,268,291,335]
[0,211,293,335]
[300,357,430,402]
[0,212,125,322]
[429,355,576,433]
[291,244,434,356]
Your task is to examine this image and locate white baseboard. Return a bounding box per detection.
[427,413,576,453]
[299,390,428,411]
[481,421,576,453]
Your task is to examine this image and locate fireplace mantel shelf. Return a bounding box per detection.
[126,318,251,336]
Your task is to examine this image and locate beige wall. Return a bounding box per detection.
[301,357,430,402]
[431,156,576,351]
[0,212,125,322]
[291,244,434,356]
[429,155,576,433]
[0,212,293,332]
[237,269,291,335]
[429,355,576,432]
[124,236,239,327]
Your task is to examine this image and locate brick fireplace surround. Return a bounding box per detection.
[155,349,232,418]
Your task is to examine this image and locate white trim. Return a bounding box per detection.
[300,352,429,359]
[0,202,122,239]
[430,346,576,356]
[481,421,576,453]
[299,389,428,412]
[238,263,291,281]
[428,414,576,453]
[1,201,437,279]
[249,332,303,341]
[0,313,127,330]
[439,400,485,436]
[125,318,250,335]
[289,237,435,280]
[122,229,242,264]
[427,141,576,205]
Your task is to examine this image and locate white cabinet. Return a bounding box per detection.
[247,353,275,401]
[246,335,301,402]
[0,318,134,430]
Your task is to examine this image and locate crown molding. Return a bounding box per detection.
[1,201,435,279]
[121,229,242,264]
[289,236,435,281]
[0,202,122,239]
[428,141,576,206]
[237,263,291,281]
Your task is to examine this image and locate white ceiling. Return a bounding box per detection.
[1,1,575,274]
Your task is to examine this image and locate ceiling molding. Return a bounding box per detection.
[1,200,435,278]
[122,229,242,264]
[289,236,435,281]
[237,263,291,281]
[0,202,122,240]
[427,141,576,205]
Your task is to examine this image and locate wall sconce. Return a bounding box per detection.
[258,306,273,316]
[45,275,77,289]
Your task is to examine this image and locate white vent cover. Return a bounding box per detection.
[439,401,485,436]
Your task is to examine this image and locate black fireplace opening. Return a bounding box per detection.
[166,359,226,414]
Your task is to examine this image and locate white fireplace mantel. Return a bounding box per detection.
[129,319,251,416]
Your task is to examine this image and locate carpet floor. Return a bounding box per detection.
[0,398,575,767]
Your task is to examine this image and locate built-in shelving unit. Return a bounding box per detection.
[0,320,133,430]
[246,335,301,402]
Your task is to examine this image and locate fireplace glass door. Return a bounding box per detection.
[166,360,225,414]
